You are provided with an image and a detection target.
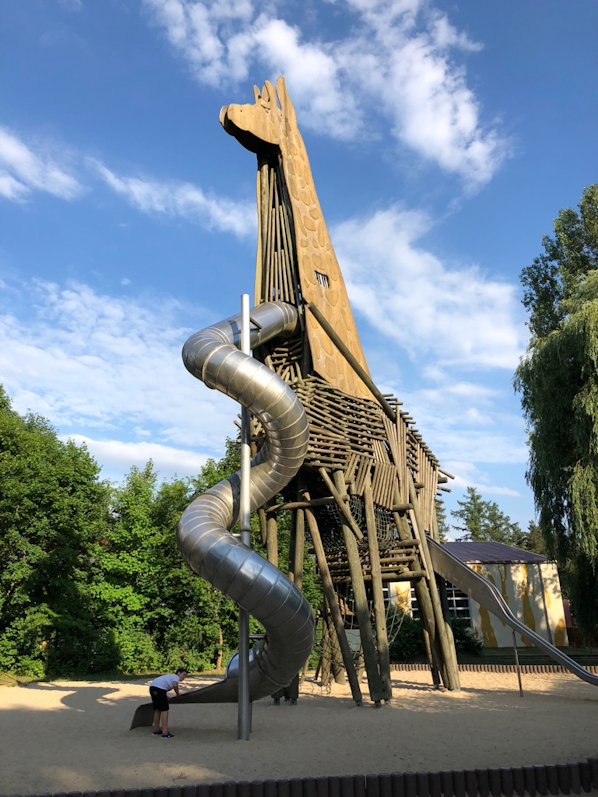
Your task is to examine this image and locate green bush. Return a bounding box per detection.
[450,618,483,654]
[388,611,426,661]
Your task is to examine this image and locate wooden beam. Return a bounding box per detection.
[304,502,363,705]
[318,467,363,539]
[266,513,278,568]
[332,571,426,584]
[292,507,305,592]
[392,503,413,513]
[364,476,392,702]
[326,601,347,685]
[334,471,384,706]
[392,485,444,685]
[407,475,460,692]
[320,602,332,688]
[265,496,340,514]
[307,303,397,423]
[258,506,267,547]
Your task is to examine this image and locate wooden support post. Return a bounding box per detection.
[258,507,268,546]
[364,477,393,701]
[408,476,460,692]
[307,303,397,422]
[328,609,346,684]
[432,509,460,683]
[333,471,384,705]
[266,513,278,568]
[355,644,365,682]
[319,467,363,539]
[304,503,363,705]
[422,626,442,688]
[288,508,297,584]
[437,573,459,678]
[292,508,305,591]
[320,603,332,687]
[392,488,444,686]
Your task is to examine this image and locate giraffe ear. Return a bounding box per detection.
[261,80,275,109]
[276,76,296,122]
[253,84,261,103]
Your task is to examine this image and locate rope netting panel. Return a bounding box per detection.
[309,496,399,553]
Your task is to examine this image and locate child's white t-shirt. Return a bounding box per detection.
[150,674,180,691]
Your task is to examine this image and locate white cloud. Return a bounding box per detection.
[0,127,83,201]
[334,206,525,369]
[252,18,362,140]
[92,160,255,237]
[0,280,239,466]
[63,435,209,479]
[142,0,509,186]
[0,124,254,232]
[442,461,521,498]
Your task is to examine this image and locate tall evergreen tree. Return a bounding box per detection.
[434,499,449,542]
[451,486,523,545]
[514,184,598,634]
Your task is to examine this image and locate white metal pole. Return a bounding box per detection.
[238,293,251,740]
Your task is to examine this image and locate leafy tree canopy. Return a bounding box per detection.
[514,184,598,634]
[0,386,110,677]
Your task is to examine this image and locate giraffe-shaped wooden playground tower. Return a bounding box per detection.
[220,77,461,704]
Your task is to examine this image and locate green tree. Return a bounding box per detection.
[451,486,523,545]
[0,386,111,677]
[94,461,239,674]
[91,463,164,672]
[434,498,449,542]
[514,184,598,635]
[0,387,321,678]
[522,521,546,555]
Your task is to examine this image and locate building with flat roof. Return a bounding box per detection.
[390,541,569,648]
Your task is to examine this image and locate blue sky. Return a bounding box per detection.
[1,0,597,534]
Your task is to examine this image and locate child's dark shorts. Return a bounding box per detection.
[149,686,169,712]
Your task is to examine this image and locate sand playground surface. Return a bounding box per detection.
[2,669,598,795]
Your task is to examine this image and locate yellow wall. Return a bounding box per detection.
[468,562,568,648]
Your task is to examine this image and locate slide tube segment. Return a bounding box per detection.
[131,302,314,728]
[428,538,598,687]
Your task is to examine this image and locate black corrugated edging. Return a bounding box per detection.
[5,756,598,797]
[390,664,598,675]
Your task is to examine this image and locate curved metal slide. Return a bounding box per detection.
[428,538,598,687]
[131,301,315,728]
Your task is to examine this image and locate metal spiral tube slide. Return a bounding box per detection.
[130,302,314,728]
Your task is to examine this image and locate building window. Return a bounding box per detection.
[410,583,471,624]
[315,271,330,288]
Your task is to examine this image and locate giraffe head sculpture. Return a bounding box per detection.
[220,77,297,154]
[220,76,374,402]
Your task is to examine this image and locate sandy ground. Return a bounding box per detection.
[2,670,598,795]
